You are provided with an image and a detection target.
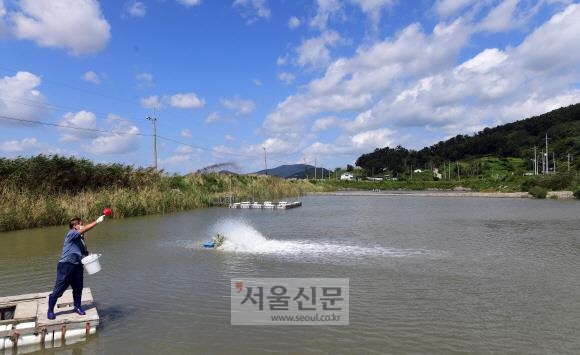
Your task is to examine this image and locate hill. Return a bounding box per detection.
[356,103,580,176]
[254,164,331,179]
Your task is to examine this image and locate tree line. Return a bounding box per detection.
[356,103,580,176]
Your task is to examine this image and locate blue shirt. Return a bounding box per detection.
[59,229,88,264]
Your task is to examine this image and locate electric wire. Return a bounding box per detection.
[0,114,313,166]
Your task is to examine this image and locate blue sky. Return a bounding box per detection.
[1,0,579,174]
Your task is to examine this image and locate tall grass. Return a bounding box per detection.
[0,173,317,232]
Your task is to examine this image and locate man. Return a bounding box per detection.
[47,214,105,320]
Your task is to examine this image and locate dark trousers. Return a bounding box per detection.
[48,262,84,312]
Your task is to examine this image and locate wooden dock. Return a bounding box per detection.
[0,288,99,352]
[230,201,302,210]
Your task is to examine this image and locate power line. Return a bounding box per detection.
[0,113,325,169]
[0,114,150,136]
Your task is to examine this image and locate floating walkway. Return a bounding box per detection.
[0,288,99,353]
[230,201,302,210]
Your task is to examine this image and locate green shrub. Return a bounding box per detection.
[529,186,548,199]
[573,187,580,199]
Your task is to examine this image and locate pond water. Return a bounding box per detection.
[2,195,580,354]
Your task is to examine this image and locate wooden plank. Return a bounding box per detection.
[0,288,100,350]
[0,292,50,304]
[14,300,38,320]
[0,288,99,335]
[37,288,99,330]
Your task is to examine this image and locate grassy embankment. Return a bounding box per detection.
[321,156,580,197]
[0,171,322,232]
[0,155,331,232]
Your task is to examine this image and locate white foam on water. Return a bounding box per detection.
[208,218,425,258]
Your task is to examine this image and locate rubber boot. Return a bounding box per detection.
[73,292,85,315]
[47,294,56,320]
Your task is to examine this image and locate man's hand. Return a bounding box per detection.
[96,215,105,223]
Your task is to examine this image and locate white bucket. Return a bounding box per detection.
[81,254,102,275]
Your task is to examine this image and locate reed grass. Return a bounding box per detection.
[0,174,318,232]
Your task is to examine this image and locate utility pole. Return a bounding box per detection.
[314,158,317,180]
[533,146,538,175]
[262,147,268,175]
[568,153,571,172]
[448,160,451,180]
[553,152,556,174]
[545,133,549,175]
[229,177,232,207]
[457,161,460,181]
[146,114,158,170]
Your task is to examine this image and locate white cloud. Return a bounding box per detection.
[264,19,471,134]
[264,90,371,134]
[212,144,235,158]
[0,71,48,126]
[253,79,262,86]
[288,16,301,29]
[181,128,192,138]
[349,0,395,28]
[178,0,202,7]
[310,0,342,30]
[0,137,39,152]
[456,48,508,74]
[162,154,191,165]
[434,0,476,17]
[338,3,580,146]
[205,111,220,124]
[58,110,98,142]
[0,0,6,36]
[515,3,580,74]
[233,0,271,23]
[82,70,101,84]
[225,134,236,141]
[221,97,255,116]
[9,0,111,55]
[302,140,354,158]
[312,116,341,132]
[140,95,162,110]
[169,93,205,109]
[309,0,397,34]
[84,114,140,154]
[136,72,154,88]
[0,137,65,156]
[176,145,194,154]
[496,91,580,125]
[125,1,146,18]
[278,72,295,85]
[477,0,520,32]
[350,128,394,149]
[296,31,343,68]
[259,137,300,155]
[276,56,287,66]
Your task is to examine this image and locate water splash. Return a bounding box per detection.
[207,218,425,258]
